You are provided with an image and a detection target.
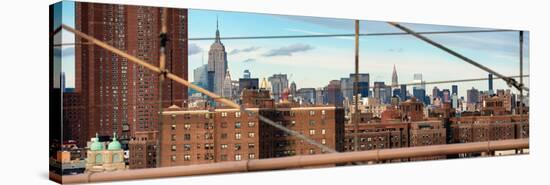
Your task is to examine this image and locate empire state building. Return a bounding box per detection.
[207,19,228,95]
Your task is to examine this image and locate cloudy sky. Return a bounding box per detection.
[58,1,530,98]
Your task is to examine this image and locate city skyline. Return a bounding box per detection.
[50,1,529,181]
[59,2,530,98]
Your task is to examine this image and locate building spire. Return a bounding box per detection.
[215,16,221,43]
[392,64,398,87]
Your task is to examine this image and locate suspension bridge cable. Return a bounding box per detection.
[387,22,529,92]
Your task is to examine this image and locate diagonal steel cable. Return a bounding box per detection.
[387,22,529,92]
[59,24,338,154]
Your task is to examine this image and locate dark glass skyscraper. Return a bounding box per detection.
[452,85,458,96]
[400,84,407,101]
[488,73,494,94]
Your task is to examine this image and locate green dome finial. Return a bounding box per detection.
[108,132,122,151]
[90,133,103,151]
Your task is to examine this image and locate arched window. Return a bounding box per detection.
[113,153,122,163]
[95,154,103,163]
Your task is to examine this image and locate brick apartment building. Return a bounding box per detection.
[66,2,189,146]
[133,89,345,167]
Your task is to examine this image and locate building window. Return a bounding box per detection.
[322,129,326,135]
[221,122,227,128]
[221,133,228,139]
[184,154,191,161]
[171,134,176,141]
[248,132,255,138]
[248,143,255,149]
[221,144,228,149]
[235,154,242,161]
[221,112,227,117]
[248,153,256,159]
[235,122,241,129]
[322,110,326,115]
[235,111,241,118]
[184,134,191,141]
[221,155,228,161]
[204,133,213,140]
[322,139,326,145]
[235,144,241,151]
[184,123,191,130]
[171,124,176,130]
[235,133,241,140]
[309,149,315,155]
[309,110,315,116]
[171,145,176,151]
[309,120,315,126]
[309,129,316,135]
[184,144,191,151]
[248,121,255,127]
[171,155,176,161]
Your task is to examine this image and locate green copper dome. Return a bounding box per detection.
[108,133,122,151]
[90,133,103,151]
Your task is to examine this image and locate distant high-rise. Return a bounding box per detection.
[207,18,228,96]
[238,78,259,96]
[442,89,451,103]
[290,81,297,99]
[327,80,343,107]
[222,71,233,98]
[243,69,251,79]
[373,82,392,104]
[452,85,458,96]
[400,84,408,101]
[268,74,289,102]
[350,73,369,98]
[451,94,459,109]
[340,77,352,101]
[467,87,480,104]
[488,73,494,95]
[74,2,188,140]
[193,64,208,86]
[315,87,327,105]
[413,87,427,105]
[413,73,425,90]
[432,86,441,99]
[392,64,398,87]
[296,88,316,104]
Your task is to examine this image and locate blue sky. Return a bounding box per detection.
[58,1,530,97]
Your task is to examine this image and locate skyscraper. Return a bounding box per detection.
[452,85,458,96]
[340,77,352,101]
[296,88,316,104]
[392,64,398,87]
[442,89,451,103]
[290,81,297,99]
[268,74,289,102]
[243,69,251,79]
[222,71,233,98]
[193,64,208,86]
[74,2,188,140]
[207,18,228,96]
[374,82,392,104]
[413,73,425,90]
[350,73,369,98]
[488,73,494,95]
[432,86,441,99]
[467,87,480,104]
[413,87,427,105]
[400,84,408,101]
[327,80,343,107]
